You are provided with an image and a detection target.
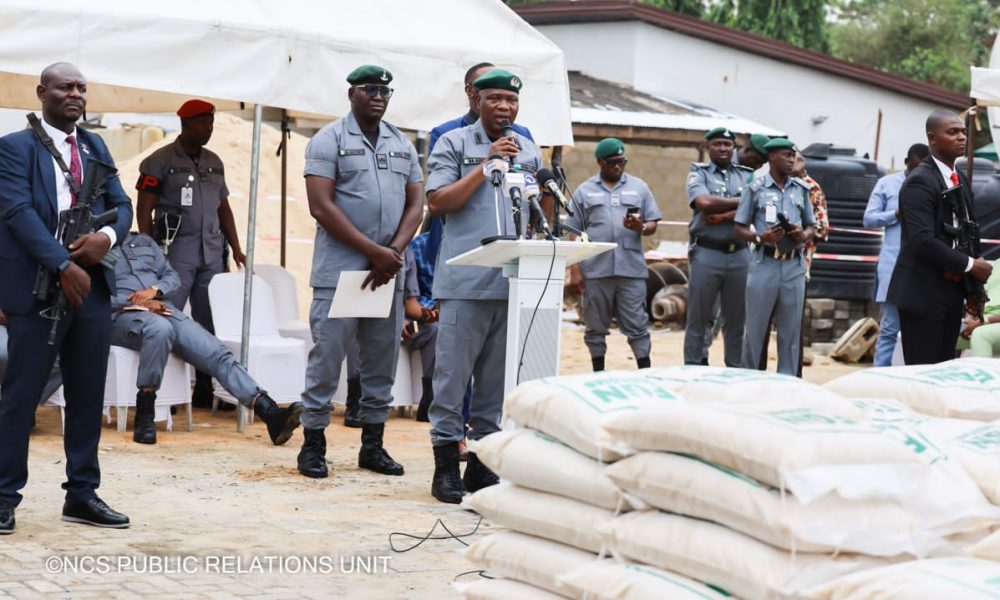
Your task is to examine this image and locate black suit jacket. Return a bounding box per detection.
[886,156,974,313]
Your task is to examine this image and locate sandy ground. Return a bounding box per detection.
[1,326,863,599]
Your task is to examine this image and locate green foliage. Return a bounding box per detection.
[706,0,830,52]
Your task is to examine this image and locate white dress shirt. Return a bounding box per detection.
[39,118,116,247]
[930,155,973,273]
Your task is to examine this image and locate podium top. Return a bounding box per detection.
[446,239,616,268]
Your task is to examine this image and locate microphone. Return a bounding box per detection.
[536,168,574,217]
[483,154,509,187]
[523,173,553,239]
[499,120,521,152]
[505,171,526,237]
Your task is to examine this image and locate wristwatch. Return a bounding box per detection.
[150,285,162,299]
[753,234,761,245]
[56,259,71,273]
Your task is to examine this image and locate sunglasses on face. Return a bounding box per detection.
[354,85,394,99]
[604,158,627,166]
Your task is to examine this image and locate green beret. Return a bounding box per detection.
[346,65,392,85]
[763,137,797,153]
[749,134,771,155]
[705,127,736,141]
[472,68,522,93]
[595,138,626,159]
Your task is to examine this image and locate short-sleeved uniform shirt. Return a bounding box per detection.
[564,173,661,280]
[304,111,422,291]
[686,161,753,244]
[735,173,815,249]
[136,137,229,262]
[426,120,541,300]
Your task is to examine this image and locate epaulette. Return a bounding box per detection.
[690,162,709,171]
[749,178,765,192]
[733,164,753,172]
[790,176,812,190]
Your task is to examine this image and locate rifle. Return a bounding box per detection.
[34,157,119,345]
[774,212,800,256]
[942,183,989,318]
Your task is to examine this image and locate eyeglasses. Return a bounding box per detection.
[353,85,394,99]
[603,158,628,166]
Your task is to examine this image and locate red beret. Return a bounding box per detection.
[177,99,215,118]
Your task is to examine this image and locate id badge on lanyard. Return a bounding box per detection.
[181,186,194,207]
[610,193,621,207]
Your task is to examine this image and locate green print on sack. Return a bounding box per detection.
[915,366,999,386]
[955,426,1000,453]
[763,408,858,427]
[544,375,678,414]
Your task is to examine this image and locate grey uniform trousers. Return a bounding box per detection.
[403,322,437,378]
[741,251,806,376]
[165,251,223,335]
[582,277,651,360]
[683,246,749,367]
[429,300,506,446]
[109,310,261,405]
[300,287,404,429]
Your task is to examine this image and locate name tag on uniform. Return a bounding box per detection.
[181,186,194,207]
[338,148,365,157]
[610,193,621,207]
[389,151,411,160]
[765,204,777,223]
[376,153,388,170]
[462,157,484,166]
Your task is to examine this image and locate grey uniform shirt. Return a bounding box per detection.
[304,111,422,291]
[735,173,815,248]
[686,161,753,244]
[564,173,661,279]
[426,120,541,300]
[137,137,229,261]
[109,233,183,314]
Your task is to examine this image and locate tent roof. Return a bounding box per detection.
[0,0,573,145]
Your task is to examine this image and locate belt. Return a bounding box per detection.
[759,245,802,260]
[694,238,747,254]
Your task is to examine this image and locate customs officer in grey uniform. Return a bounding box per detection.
[426,69,541,504]
[135,99,247,408]
[566,138,660,372]
[109,233,302,445]
[297,65,423,479]
[683,127,753,367]
[734,133,770,171]
[734,138,815,376]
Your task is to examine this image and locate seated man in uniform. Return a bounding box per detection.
[109,233,302,445]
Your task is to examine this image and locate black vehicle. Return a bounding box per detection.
[958,157,1000,260]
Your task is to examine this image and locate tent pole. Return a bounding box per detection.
[280,109,289,267]
[238,103,264,433]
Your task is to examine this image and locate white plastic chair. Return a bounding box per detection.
[330,346,420,415]
[254,264,312,347]
[104,346,193,432]
[208,273,307,432]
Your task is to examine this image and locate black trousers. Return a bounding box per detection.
[899,299,963,365]
[0,273,111,507]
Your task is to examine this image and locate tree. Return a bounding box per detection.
[707,0,830,52]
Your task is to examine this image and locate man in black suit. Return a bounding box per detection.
[0,63,133,534]
[887,110,993,365]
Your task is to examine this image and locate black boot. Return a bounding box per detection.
[297,428,328,478]
[253,394,303,446]
[358,423,404,476]
[133,390,157,445]
[431,443,465,504]
[343,377,362,428]
[636,356,651,369]
[415,377,433,422]
[191,371,215,409]
[592,356,606,372]
[463,451,500,493]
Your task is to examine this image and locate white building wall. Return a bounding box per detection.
[541,21,945,170]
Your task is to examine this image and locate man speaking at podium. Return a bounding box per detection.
[425,69,541,504]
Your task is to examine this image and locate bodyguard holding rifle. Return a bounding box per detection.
[0,63,132,534]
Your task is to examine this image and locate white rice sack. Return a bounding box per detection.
[464,483,614,553]
[646,365,842,404]
[968,529,1000,562]
[557,560,729,600]
[805,557,1000,599]
[601,511,884,600]
[605,452,955,557]
[600,396,992,523]
[454,578,565,600]
[824,358,1000,421]
[464,532,595,597]
[468,430,635,511]
[503,372,682,461]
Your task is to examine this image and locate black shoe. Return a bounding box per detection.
[133,390,157,445]
[61,496,130,529]
[358,423,404,476]
[191,372,215,408]
[463,451,499,494]
[592,356,606,372]
[253,395,303,446]
[636,356,651,369]
[0,502,14,534]
[297,428,329,478]
[415,377,433,422]
[343,377,362,428]
[431,443,465,504]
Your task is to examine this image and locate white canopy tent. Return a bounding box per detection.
[0,0,573,429]
[970,36,1000,151]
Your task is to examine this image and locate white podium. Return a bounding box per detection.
[447,239,616,395]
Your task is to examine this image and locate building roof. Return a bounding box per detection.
[515,0,968,109]
[568,71,783,137]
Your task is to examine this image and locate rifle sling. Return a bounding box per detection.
[26,112,83,199]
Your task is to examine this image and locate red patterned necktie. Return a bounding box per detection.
[66,134,82,206]
[950,171,960,187]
